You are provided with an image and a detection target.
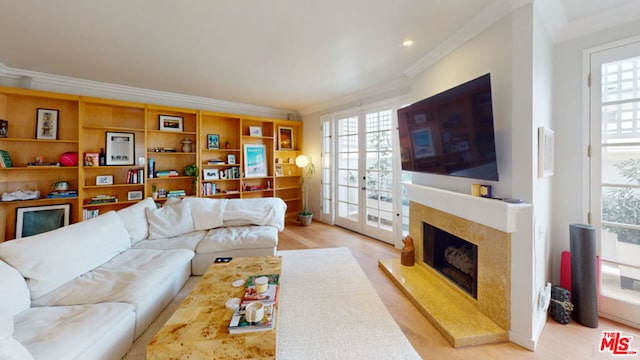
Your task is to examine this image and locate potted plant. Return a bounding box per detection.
[53,176,69,191]
[151,184,158,199]
[184,164,199,192]
[602,158,640,288]
[296,155,316,226]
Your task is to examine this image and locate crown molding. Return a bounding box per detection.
[404,0,534,79]
[554,1,640,43]
[0,63,297,119]
[298,76,411,117]
[534,0,567,42]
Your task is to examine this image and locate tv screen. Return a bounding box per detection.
[15,204,70,238]
[397,73,499,181]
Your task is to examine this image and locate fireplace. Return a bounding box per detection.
[423,222,478,298]
[379,184,538,350]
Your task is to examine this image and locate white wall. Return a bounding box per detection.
[551,19,640,284]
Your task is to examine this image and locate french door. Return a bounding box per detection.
[334,107,397,244]
[589,38,640,327]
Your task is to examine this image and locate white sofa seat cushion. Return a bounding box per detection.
[31,248,194,338]
[197,225,278,253]
[13,303,135,360]
[132,230,206,251]
[0,260,30,316]
[0,211,131,299]
[32,248,194,307]
[117,197,157,244]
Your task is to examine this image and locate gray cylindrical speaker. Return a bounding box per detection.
[569,223,598,328]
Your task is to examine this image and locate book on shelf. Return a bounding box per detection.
[228,303,277,334]
[167,190,186,198]
[126,169,144,184]
[45,190,78,198]
[82,208,100,220]
[155,170,179,177]
[27,162,60,167]
[87,195,118,204]
[0,150,13,168]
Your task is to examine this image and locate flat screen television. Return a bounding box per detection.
[397,73,499,181]
[15,203,70,238]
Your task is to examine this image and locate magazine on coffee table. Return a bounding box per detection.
[228,303,277,334]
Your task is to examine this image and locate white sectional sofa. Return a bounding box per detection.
[0,197,286,360]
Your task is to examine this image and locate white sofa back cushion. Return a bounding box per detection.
[117,197,156,244]
[183,197,227,231]
[0,308,34,360]
[0,261,30,316]
[146,200,195,239]
[0,211,131,300]
[223,198,286,231]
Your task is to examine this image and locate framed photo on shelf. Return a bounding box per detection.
[159,115,183,132]
[105,131,135,165]
[275,164,283,176]
[249,126,262,137]
[36,108,59,140]
[96,175,114,185]
[227,154,236,165]
[243,144,267,178]
[207,134,220,149]
[278,126,294,150]
[127,190,143,201]
[203,168,219,180]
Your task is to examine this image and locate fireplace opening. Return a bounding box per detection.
[423,222,478,298]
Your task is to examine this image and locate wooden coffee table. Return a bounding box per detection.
[147,256,282,360]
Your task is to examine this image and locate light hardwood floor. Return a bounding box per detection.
[279,220,640,359]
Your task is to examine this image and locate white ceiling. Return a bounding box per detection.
[0,0,638,113]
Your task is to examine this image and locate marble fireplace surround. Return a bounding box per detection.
[380,184,536,349]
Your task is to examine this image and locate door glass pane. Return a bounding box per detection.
[364,110,393,231]
[336,115,359,222]
[599,55,640,301]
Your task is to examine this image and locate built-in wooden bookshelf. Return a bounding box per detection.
[0,86,303,241]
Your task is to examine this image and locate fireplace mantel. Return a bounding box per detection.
[404,183,529,233]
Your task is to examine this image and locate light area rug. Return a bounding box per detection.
[122,247,420,359]
[276,247,420,359]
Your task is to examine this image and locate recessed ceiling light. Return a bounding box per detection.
[402,40,414,47]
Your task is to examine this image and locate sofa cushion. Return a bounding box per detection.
[31,248,193,339]
[222,198,286,231]
[0,261,30,316]
[132,230,206,252]
[197,225,279,253]
[117,197,156,244]
[0,308,34,360]
[146,200,195,239]
[13,303,135,360]
[0,211,131,300]
[183,197,227,230]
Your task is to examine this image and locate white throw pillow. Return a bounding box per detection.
[146,200,195,239]
[117,197,156,243]
[0,308,34,360]
[183,197,227,231]
[0,261,30,316]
